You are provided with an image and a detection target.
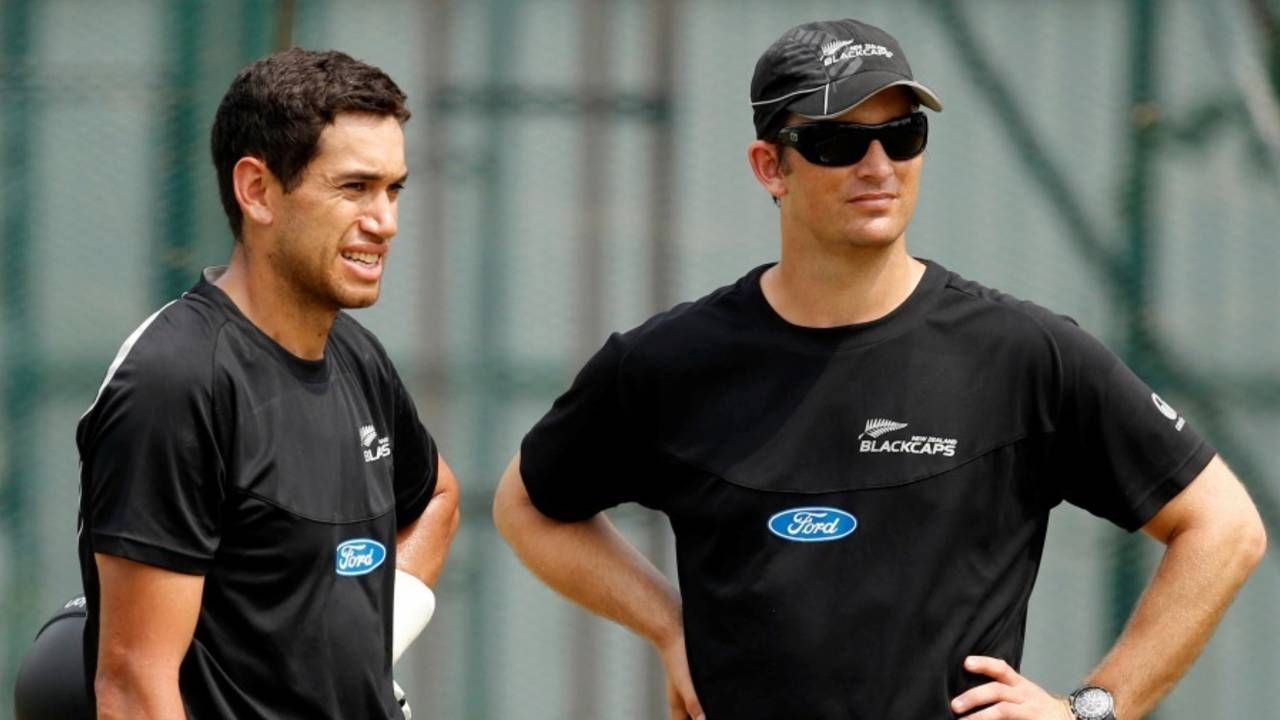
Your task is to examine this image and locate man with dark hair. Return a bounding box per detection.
[75,48,459,719]
[494,19,1266,720]
[210,47,413,239]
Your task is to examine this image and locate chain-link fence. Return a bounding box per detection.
[2,1,1278,718]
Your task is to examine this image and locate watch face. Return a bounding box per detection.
[1072,687,1114,719]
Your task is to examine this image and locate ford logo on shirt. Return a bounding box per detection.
[335,538,387,576]
[768,507,857,542]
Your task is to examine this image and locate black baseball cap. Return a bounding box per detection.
[750,19,942,139]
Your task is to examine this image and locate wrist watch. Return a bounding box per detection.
[1068,686,1116,720]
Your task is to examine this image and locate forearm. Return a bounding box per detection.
[1086,519,1265,718]
[493,457,683,648]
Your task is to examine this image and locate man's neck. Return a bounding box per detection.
[214,244,337,360]
[760,241,926,328]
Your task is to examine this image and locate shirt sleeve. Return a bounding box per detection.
[79,358,224,575]
[1046,317,1215,531]
[520,333,655,522]
[390,366,439,528]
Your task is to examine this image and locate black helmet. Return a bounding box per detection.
[13,596,92,720]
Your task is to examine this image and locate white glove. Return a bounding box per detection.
[392,569,436,665]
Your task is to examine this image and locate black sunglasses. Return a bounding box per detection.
[775,112,929,166]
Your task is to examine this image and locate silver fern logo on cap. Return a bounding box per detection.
[820,39,854,59]
[859,418,909,439]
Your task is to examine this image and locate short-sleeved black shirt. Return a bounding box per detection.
[521,260,1213,719]
[77,268,438,719]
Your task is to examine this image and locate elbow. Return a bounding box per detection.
[438,482,462,539]
[94,650,130,701]
[1218,505,1267,578]
[94,659,170,718]
[94,670,124,714]
[492,461,534,546]
[492,476,518,544]
[1242,513,1267,571]
[445,501,462,545]
[434,477,462,547]
[432,455,462,535]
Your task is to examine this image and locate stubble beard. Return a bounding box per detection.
[268,228,377,315]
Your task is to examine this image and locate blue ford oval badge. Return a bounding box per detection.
[335,538,387,576]
[768,507,857,542]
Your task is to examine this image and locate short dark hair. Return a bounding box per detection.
[210,48,411,238]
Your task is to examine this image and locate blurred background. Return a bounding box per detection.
[2,0,1278,717]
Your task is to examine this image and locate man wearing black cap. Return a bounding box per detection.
[494,19,1265,720]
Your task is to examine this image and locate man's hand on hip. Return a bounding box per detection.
[951,656,1073,719]
[659,631,705,720]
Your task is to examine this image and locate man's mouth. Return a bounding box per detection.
[342,251,381,267]
[850,192,896,202]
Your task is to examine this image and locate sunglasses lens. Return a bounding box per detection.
[807,129,871,166]
[784,113,928,166]
[880,115,928,160]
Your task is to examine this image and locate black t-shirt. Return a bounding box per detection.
[77,268,438,719]
[521,260,1213,719]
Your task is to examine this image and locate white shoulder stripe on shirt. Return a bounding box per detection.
[80,300,180,420]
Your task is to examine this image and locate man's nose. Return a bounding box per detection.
[854,139,895,181]
[360,193,398,239]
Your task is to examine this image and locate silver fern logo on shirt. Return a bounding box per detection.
[858,417,957,457]
[359,423,392,463]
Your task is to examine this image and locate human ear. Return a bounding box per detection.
[232,157,275,227]
[747,140,788,202]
